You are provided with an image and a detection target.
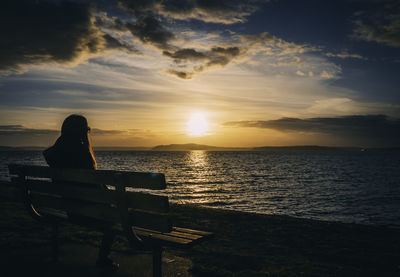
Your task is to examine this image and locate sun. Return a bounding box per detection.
[186,112,209,136]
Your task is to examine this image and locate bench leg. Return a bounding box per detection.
[152,246,162,277]
[52,223,59,262]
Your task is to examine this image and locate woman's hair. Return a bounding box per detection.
[61,114,97,169]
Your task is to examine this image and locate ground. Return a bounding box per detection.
[0,183,399,277]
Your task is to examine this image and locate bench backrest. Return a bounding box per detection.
[8,164,171,232]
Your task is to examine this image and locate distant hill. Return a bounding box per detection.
[251,145,361,151]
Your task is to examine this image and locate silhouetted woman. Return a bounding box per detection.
[43,114,96,169]
[43,114,118,270]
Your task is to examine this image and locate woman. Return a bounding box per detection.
[43,114,118,270]
[43,114,97,170]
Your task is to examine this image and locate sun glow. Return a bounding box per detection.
[186,112,209,136]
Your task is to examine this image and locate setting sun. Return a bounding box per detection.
[186,112,209,136]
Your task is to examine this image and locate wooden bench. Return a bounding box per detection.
[6,164,212,277]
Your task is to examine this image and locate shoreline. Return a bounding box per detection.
[1,180,398,228]
[170,201,400,229]
[0,181,399,276]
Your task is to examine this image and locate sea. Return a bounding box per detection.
[1,150,399,227]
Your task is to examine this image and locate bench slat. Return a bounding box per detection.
[11,178,169,213]
[12,178,114,204]
[133,227,193,245]
[31,193,120,222]
[29,193,171,232]
[132,226,212,246]
[8,164,166,190]
[173,227,213,237]
[168,231,203,240]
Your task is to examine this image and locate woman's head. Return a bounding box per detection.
[61,114,90,141]
[60,114,97,169]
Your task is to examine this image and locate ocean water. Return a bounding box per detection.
[1,150,399,226]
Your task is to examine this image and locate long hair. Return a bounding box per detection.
[61,114,97,169]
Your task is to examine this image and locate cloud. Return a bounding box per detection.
[97,2,248,78]
[320,70,336,79]
[0,125,127,137]
[325,52,365,59]
[95,12,128,32]
[0,0,137,75]
[0,124,152,146]
[163,46,242,79]
[126,15,175,50]
[240,32,319,55]
[0,0,347,81]
[91,128,126,135]
[0,0,337,80]
[0,125,58,136]
[166,69,194,79]
[163,48,208,61]
[352,1,400,47]
[119,0,266,24]
[224,115,400,147]
[237,32,343,80]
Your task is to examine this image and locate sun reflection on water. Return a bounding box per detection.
[186,150,213,196]
[189,150,207,168]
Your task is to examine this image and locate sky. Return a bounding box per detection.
[0,0,399,148]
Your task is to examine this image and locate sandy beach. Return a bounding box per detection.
[0,181,399,277]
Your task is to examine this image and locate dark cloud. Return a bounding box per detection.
[0,0,262,77]
[119,0,266,24]
[163,48,208,61]
[0,124,130,146]
[126,15,175,49]
[0,0,136,74]
[164,46,242,78]
[166,69,193,79]
[0,125,58,136]
[117,0,156,13]
[224,115,400,147]
[211,46,241,57]
[0,125,24,131]
[99,5,245,77]
[0,125,126,137]
[352,1,400,47]
[91,128,126,135]
[0,125,58,146]
[103,34,139,53]
[95,8,176,51]
[95,12,128,31]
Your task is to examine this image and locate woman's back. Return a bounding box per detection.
[43,136,95,169]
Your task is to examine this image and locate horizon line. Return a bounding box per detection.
[1,144,398,151]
